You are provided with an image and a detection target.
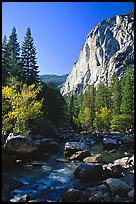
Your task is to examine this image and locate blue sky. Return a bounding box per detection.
[2,2,134,75]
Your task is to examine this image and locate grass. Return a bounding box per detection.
[91,143,125,163]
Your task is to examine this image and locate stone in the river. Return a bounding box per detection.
[120,173,134,187]
[69,149,91,161]
[128,189,134,200]
[114,157,129,168]
[103,163,124,179]
[103,138,117,150]
[88,191,102,202]
[64,142,90,157]
[105,178,130,196]
[74,163,103,182]
[83,154,102,163]
[60,188,81,202]
[4,133,37,154]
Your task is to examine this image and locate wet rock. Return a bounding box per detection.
[60,188,81,202]
[106,178,130,196]
[128,189,134,199]
[4,133,37,154]
[83,154,102,163]
[74,163,103,182]
[69,149,91,161]
[88,191,102,202]
[96,184,108,193]
[120,173,134,187]
[103,138,117,150]
[103,164,124,179]
[102,192,111,202]
[64,142,90,157]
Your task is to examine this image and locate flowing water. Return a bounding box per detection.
[2,149,85,202]
[2,137,126,202]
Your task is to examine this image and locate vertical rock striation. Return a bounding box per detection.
[61,11,134,95]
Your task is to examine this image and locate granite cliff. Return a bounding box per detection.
[61,11,134,95]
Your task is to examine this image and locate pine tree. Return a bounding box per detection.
[112,75,121,115]
[7,27,21,81]
[120,68,134,116]
[2,36,10,85]
[21,27,39,85]
[94,81,110,112]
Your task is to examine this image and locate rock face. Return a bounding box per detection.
[61,11,134,95]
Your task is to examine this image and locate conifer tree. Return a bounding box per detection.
[21,27,39,85]
[120,68,134,116]
[2,35,10,85]
[112,75,121,115]
[7,27,21,81]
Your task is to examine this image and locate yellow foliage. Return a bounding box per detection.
[2,83,43,136]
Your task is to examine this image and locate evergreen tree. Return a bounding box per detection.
[94,81,110,112]
[7,27,21,81]
[120,68,134,116]
[112,75,121,115]
[21,27,39,85]
[2,36,10,85]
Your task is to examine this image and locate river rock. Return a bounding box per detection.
[128,189,134,199]
[4,133,37,154]
[74,163,103,182]
[83,154,102,163]
[105,178,130,195]
[114,157,129,168]
[64,142,90,157]
[88,191,103,202]
[103,163,124,179]
[120,173,134,187]
[103,138,117,150]
[60,188,81,202]
[69,149,91,161]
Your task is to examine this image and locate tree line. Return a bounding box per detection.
[2,27,67,139]
[65,67,134,133]
[2,27,134,139]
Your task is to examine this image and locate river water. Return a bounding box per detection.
[2,144,89,202]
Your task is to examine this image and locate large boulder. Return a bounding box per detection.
[74,163,103,182]
[105,178,130,196]
[64,142,90,157]
[103,138,117,150]
[4,133,37,154]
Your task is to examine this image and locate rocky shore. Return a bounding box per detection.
[2,131,134,202]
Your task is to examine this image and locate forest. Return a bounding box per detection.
[2,27,134,141]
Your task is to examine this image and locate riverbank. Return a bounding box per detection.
[2,131,134,202]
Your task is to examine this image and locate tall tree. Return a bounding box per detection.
[2,35,10,85]
[21,27,39,85]
[7,27,21,81]
[111,75,121,115]
[94,81,110,112]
